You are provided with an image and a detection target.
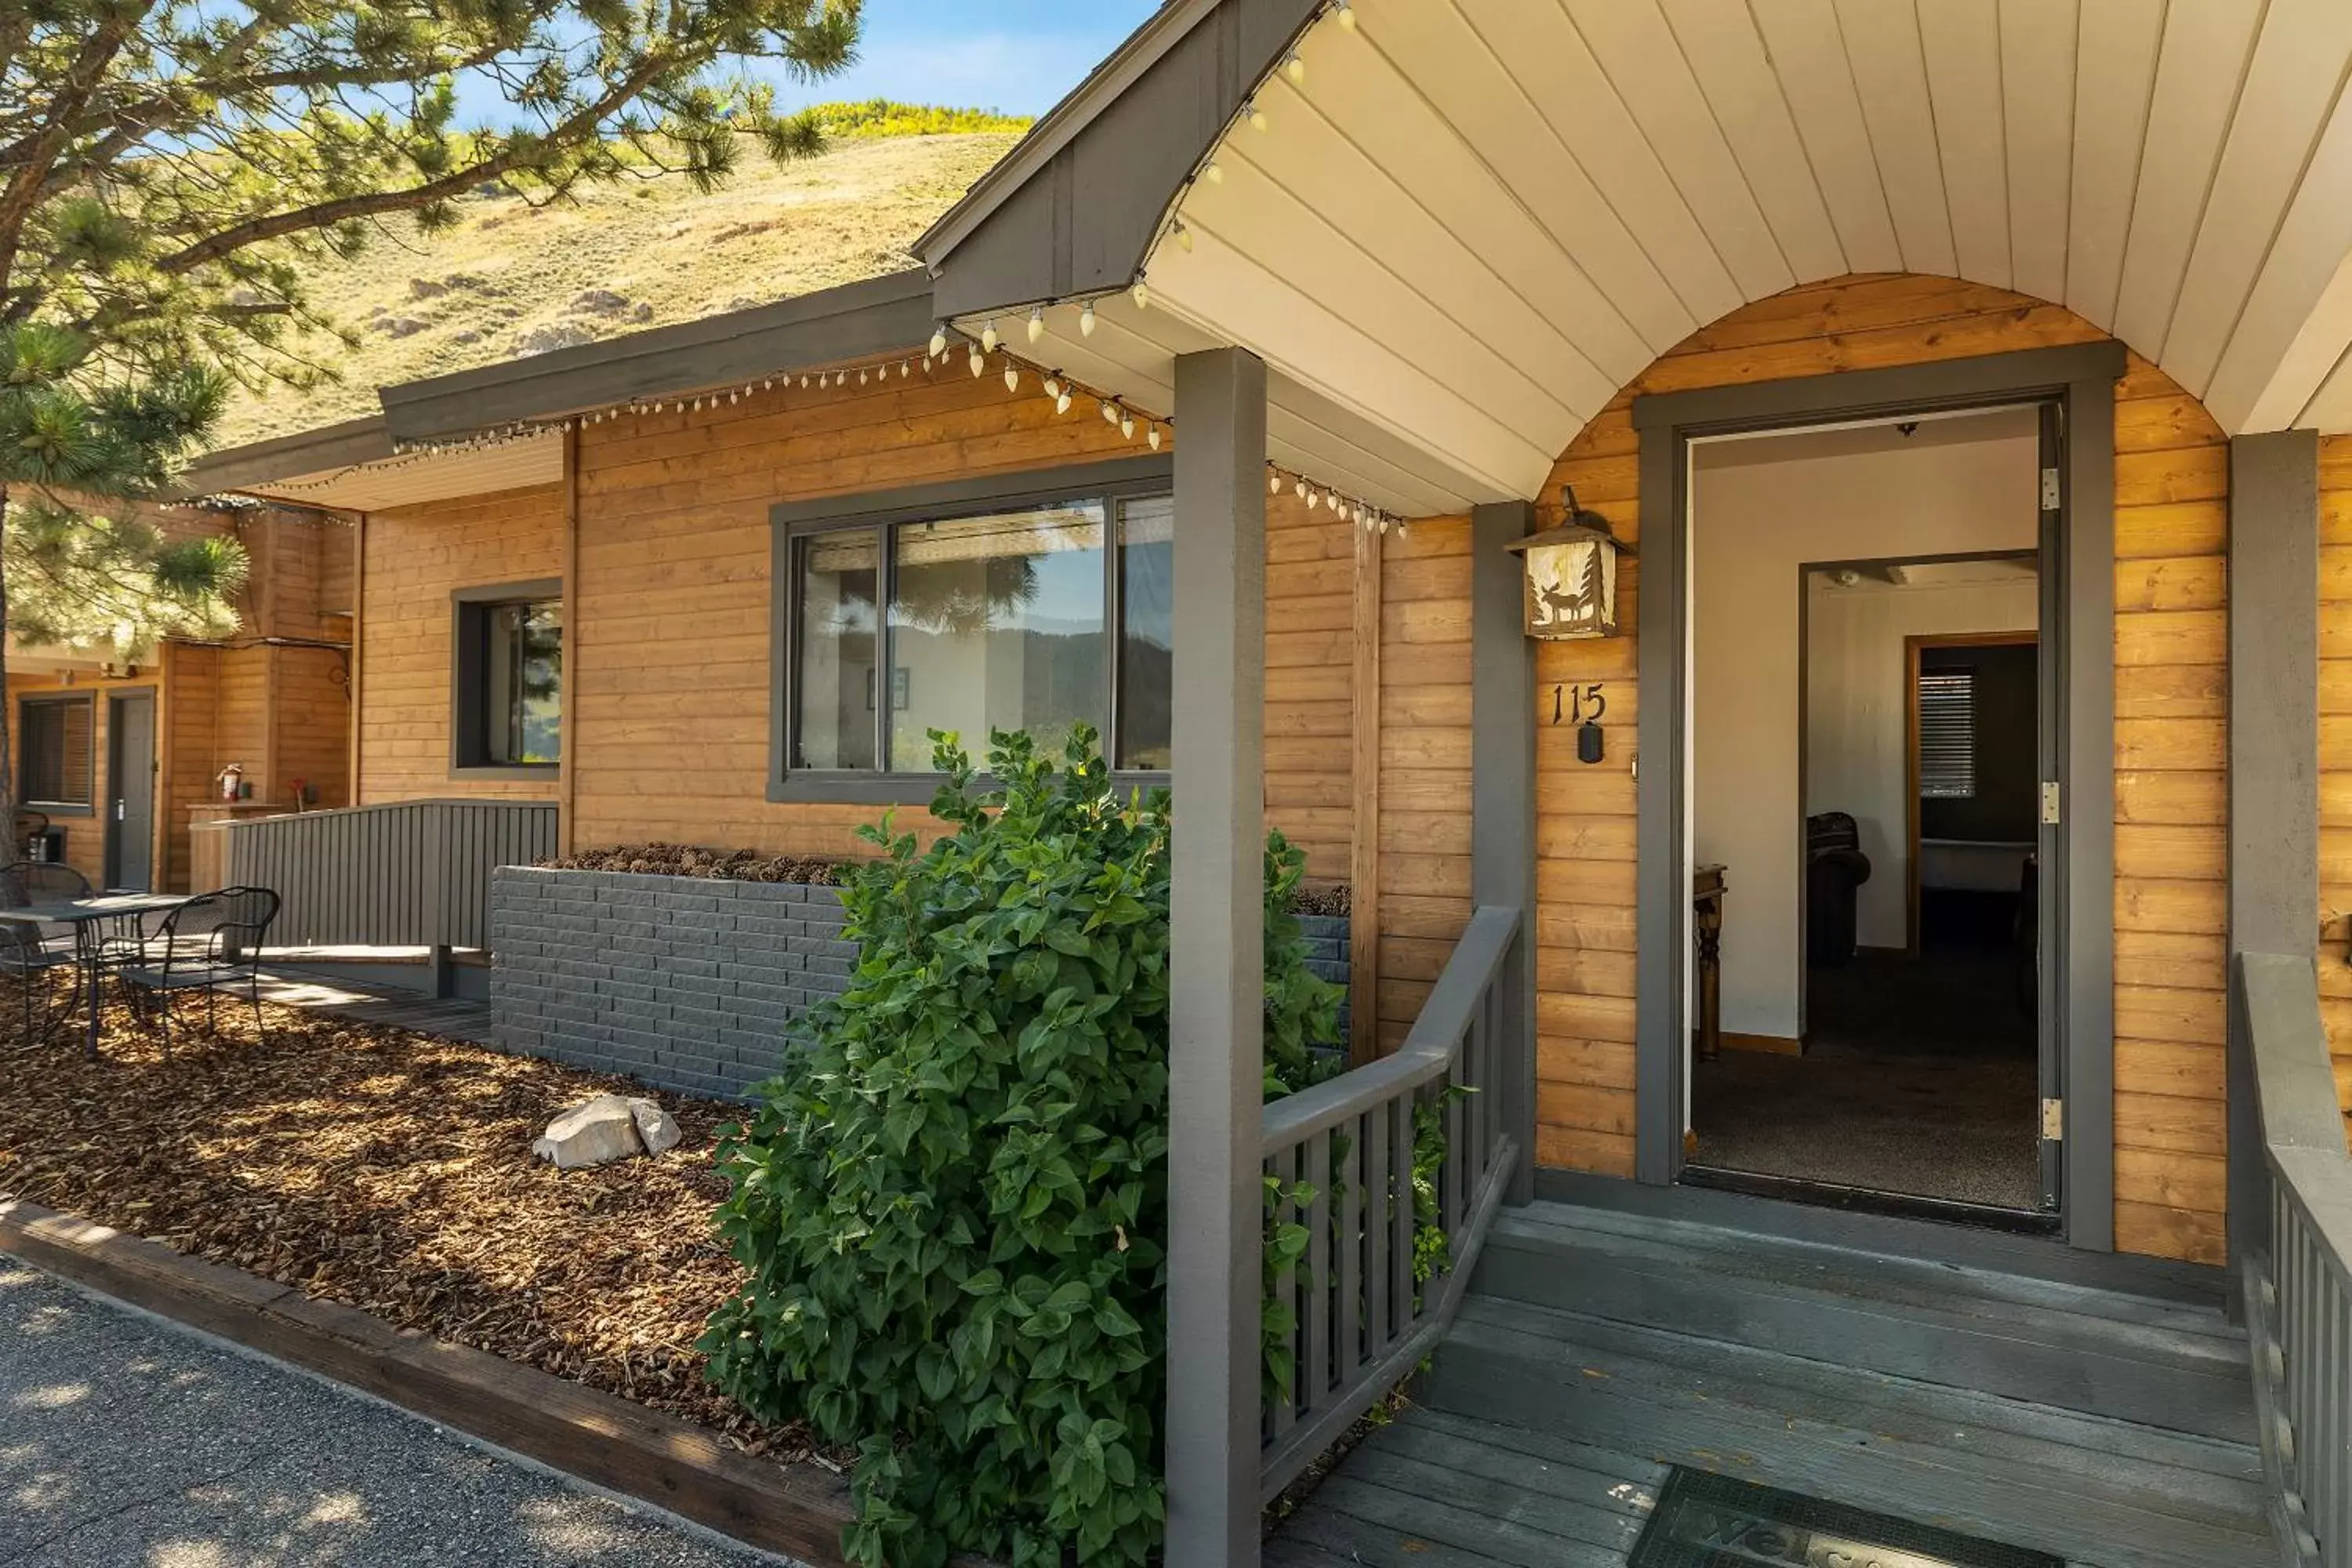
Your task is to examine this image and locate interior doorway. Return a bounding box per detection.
[1679,408,2056,1229]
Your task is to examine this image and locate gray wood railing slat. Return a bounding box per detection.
[1258,904,1524,1504]
[1305,1127,1331,1417]
[2238,951,2352,1568]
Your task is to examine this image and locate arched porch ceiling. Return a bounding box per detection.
[922,0,2352,512]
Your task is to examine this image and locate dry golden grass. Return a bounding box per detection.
[221,131,1021,447]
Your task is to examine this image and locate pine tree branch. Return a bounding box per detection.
[153,50,681,278]
[0,9,154,283]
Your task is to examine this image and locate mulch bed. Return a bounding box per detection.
[0,982,822,1466]
[548,841,1355,916]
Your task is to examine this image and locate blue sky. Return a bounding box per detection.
[781,2,1160,118]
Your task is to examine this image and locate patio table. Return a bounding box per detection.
[0,893,194,1059]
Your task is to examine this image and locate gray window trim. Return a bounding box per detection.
[768,456,1176,804]
[17,690,96,816]
[1628,339,2125,1254]
[451,578,563,779]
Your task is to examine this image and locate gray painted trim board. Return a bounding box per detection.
[2227,431,2321,1274]
[1163,346,1266,1566]
[1629,342,2126,1254]
[1470,501,1538,1207]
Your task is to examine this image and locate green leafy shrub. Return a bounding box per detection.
[701,726,1344,1567]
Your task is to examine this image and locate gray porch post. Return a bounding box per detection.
[1472,501,1538,1205]
[2228,429,2320,1277]
[1165,346,1267,1566]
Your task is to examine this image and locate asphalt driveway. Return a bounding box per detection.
[0,1258,796,1567]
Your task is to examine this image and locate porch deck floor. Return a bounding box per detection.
[1268,1201,2274,1568]
[255,968,497,1047]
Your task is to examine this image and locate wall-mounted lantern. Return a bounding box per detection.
[1504,485,1634,640]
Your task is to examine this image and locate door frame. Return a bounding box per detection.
[104,688,157,891]
[1904,626,2041,957]
[1630,340,2124,1254]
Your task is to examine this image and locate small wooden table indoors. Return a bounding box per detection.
[0,893,193,1058]
[1693,863,1726,1062]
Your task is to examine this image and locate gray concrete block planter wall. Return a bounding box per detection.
[491,865,1352,1100]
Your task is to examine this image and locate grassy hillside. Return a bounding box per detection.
[222,107,1026,448]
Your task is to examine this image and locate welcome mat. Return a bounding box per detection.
[1628,1469,2064,1568]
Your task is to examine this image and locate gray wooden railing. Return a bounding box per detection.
[220,799,559,949]
[1258,902,1522,1501]
[2238,951,2352,1568]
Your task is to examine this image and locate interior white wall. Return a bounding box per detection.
[1803,575,2042,951]
[1690,411,2038,1042]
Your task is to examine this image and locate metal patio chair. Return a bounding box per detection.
[118,886,280,1054]
[0,860,87,1042]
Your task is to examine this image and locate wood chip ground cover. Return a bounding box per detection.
[0,985,823,1465]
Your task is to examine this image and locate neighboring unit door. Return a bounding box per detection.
[107,690,156,891]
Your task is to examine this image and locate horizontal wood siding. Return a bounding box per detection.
[1375,517,1474,1051]
[2316,437,2352,1120]
[1523,274,2230,1263]
[358,484,564,804]
[554,368,1352,879]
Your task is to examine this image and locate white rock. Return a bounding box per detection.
[532,1094,644,1169]
[626,1097,681,1156]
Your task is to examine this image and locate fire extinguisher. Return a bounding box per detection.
[216,763,244,802]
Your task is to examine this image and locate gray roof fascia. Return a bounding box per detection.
[915,0,1323,323]
[180,414,394,495]
[377,268,938,442]
[912,0,1222,267]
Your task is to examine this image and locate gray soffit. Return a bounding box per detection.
[914,0,1323,321]
[377,268,938,442]
[180,415,394,496]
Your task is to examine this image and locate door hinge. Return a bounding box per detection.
[2041,782,2062,825]
[2040,466,2062,510]
[2042,1098,2065,1142]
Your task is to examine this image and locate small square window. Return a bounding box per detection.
[19,695,93,808]
[453,582,561,773]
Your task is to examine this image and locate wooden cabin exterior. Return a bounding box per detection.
[5,500,351,893]
[187,2,2352,1562]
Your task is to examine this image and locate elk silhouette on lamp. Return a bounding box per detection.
[1504,485,1633,641]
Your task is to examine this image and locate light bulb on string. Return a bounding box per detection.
[929,326,948,358]
[1004,364,1020,392]
[1203,160,1223,184]
[1044,376,1062,400]
[968,343,985,377]
[1269,467,1283,495]
[1027,307,1045,343]
[982,318,1000,352]
[1149,425,1163,450]
[1294,477,1308,498]
[1056,389,1073,415]
[1120,412,1136,439]
[1174,219,1194,252]
[1307,488,1320,510]
[1284,53,1305,83]
[1102,400,1121,426]
[1132,279,1150,310]
[1335,0,1356,28]
[1080,300,1098,337]
[1247,100,1268,132]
